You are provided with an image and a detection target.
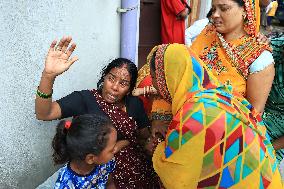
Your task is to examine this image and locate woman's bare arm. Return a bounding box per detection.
[246,64,275,114]
[35,36,78,120]
[35,72,61,120]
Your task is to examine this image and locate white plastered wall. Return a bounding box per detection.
[0,0,120,188]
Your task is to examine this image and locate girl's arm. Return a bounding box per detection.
[114,140,130,152]
[106,174,116,189]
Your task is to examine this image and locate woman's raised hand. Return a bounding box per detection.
[44,36,79,77]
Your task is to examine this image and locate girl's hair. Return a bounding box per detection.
[232,0,245,7]
[97,58,138,94]
[52,114,113,165]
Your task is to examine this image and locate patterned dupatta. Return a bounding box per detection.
[190,0,271,96]
[153,44,268,156]
[152,44,281,189]
[135,46,173,121]
[92,89,138,144]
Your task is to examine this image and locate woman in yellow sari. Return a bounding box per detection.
[150,43,283,189]
[191,0,274,114]
[133,50,173,138]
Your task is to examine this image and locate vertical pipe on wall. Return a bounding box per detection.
[120,0,139,64]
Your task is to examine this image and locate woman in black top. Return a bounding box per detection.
[35,36,159,188]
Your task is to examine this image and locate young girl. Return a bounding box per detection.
[52,114,117,189]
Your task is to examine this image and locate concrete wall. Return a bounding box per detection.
[0,0,121,188]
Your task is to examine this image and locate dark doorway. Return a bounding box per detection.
[138,0,161,69]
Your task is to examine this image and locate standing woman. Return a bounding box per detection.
[150,43,283,189]
[35,37,159,188]
[191,0,275,114]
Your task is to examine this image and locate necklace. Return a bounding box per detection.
[217,32,247,78]
[217,32,266,79]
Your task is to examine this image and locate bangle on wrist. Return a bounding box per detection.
[36,87,53,99]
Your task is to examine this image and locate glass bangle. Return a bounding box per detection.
[36,88,52,99]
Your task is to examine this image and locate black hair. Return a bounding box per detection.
[185,4,192,14]
[150,51,157,73]
[97,58,138,94]
[188,7,192,14]
[232,0,245,7]
[207,9,213,18]
[52,114,113,165]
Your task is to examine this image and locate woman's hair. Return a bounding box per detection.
[207,9,213,18]
[232,0,245,7]
[52,114,113,165]
[97,58,138,94]
[150,51,157,73]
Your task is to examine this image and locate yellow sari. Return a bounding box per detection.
[191,0,270,96]
[135,47,172,122]
[152,44,283,189]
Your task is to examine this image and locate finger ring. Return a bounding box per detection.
[56,47,62,51]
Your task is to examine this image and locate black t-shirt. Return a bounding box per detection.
[56,90,150,130]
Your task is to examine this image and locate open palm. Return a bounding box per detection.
[44,36,78,77]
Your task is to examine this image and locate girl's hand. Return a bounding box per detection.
[44,36,79,78]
